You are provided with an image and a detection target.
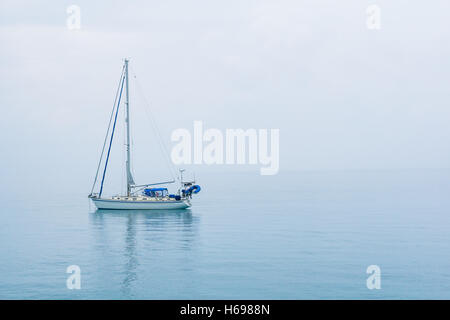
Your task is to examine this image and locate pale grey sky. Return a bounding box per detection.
[1,1,449,194]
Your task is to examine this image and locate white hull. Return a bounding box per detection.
[91,198,191,210]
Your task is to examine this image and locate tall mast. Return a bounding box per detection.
[124,59,134,196]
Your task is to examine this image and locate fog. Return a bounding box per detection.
[1,0,449,196]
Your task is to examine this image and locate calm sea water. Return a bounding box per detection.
[1,170,450,299]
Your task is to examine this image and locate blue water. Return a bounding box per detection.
[1,170,450,299]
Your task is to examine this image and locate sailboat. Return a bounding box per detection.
[88,59,200,210]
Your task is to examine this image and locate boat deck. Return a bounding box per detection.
[110,196,181,202]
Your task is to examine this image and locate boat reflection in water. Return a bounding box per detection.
[89,209,199,298]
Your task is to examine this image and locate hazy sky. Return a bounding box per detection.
[1,1,450,194]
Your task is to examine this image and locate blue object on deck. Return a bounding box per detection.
[143,188,168,197]
[148,188,168,191]
[185,185,201,195]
